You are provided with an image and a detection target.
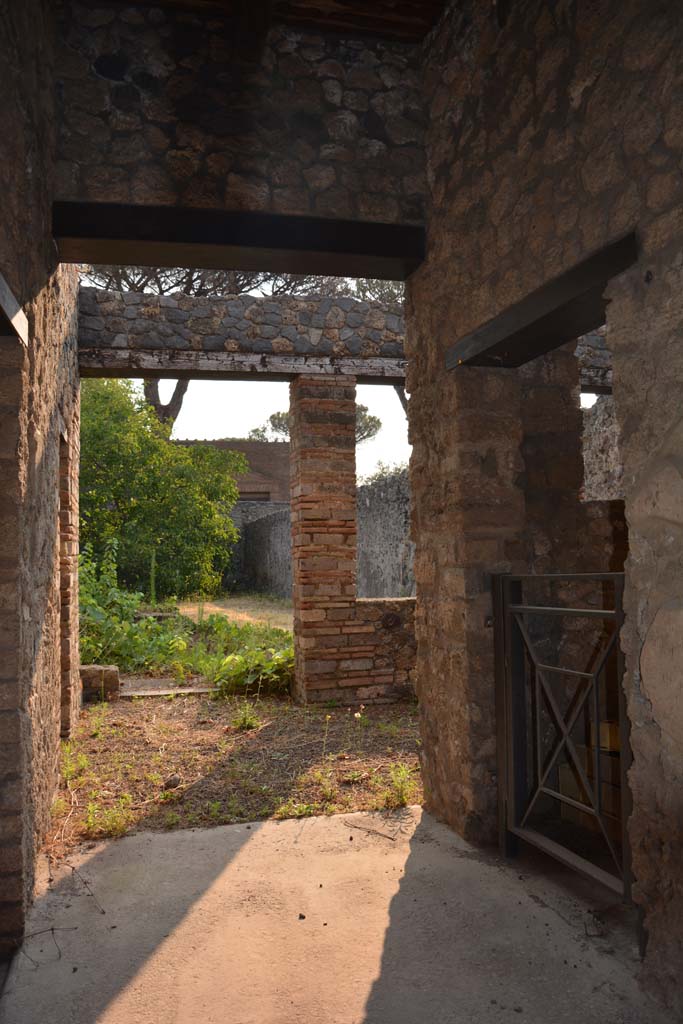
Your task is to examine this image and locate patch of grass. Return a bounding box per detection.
[231,701,260,731]
[312,769,337,803]
[275,800,317,819]
[384,762,417,809]
[47,697,422,857]
[377,722,400,739]
[84,794,133,838]
[61,743,89,783]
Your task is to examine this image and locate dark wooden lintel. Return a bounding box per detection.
[446,233,638,370]
[78,348,407,385]
[53,202,424,282]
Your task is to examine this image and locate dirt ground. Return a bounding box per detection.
[48,695,422,859]
[178,592,293,631]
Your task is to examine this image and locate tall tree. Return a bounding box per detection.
[80,379,246,597]
[249,405,382,444]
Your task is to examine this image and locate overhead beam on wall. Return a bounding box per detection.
[53,202,424,281]
[0,272,28,344]
[78,349,407,385]
[445,233,638,370]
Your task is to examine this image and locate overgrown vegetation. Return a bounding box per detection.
[80,543,294,694]
[80,378,246,598]
[49,696,421,854]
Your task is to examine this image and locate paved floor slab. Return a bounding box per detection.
[0,809,671,1024]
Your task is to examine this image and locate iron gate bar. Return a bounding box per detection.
[503,572,624,581]
[536,663,594,679]
[509,604,617,619]
[493,571,631,896]
[510,828,624,896]
[514,613,622,874]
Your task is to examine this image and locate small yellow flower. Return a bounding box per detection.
[325,714,332,722]
[354,712,361,720]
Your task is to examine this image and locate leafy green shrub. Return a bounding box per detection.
[79,542,192,673]
[80,379,245,598]
[80,548,294,694]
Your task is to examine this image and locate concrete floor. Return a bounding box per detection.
[0,809,671,1024]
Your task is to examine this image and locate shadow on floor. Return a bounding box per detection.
[360,819,669,1024]
[0,821,256,1024]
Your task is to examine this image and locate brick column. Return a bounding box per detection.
[59,404,81,737]
[289,375,357,702]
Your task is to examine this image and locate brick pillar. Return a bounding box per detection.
[59,402,81,737]
[289,375,357,702]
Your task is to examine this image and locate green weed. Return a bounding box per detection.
[61,743,89,783]
[232,701,260,731]
[384,763,415,808]
[84,794,133,838]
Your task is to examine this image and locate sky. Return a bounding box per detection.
[150,378,411,480]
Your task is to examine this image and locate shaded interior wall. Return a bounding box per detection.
[583,396,623,501]
[55,2,425,223]
[59,414,81,736]
[227,500,289,590]
[520,346,627,575]
[0,0,80,952]
[357,468,414,598]
[242,508,292,599]
[410,0,683,1008]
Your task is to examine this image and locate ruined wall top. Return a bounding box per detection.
[56,3,426,224]
[78,286,406,379]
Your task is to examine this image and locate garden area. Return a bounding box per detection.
[49,695,422,858]
[52,376,421,858]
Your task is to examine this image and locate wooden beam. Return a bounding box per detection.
[0,272,28,345]
[446,233,638,370]
[78,348,407,384]
[54,203,424,282]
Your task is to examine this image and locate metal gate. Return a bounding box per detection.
[492,573,632,896]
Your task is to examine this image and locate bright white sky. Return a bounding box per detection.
[128,382,595,482]
[148,378,411,480]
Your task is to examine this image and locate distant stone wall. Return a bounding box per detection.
[242,508,292,599]
[357,469,414,598]
[583,396,623,501]
[228,500,289,590]
[79,287,404,359]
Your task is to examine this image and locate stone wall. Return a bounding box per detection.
[242,507,292,599]
[357,468,414,598]
[410,0,683,1008]
[231,470,415,600]
[227,500,289,591]
[55,4,425,223]
[78,287,405,374]
[290,375,415,703]
[583,396,623,501]
[0,0,81,956]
